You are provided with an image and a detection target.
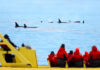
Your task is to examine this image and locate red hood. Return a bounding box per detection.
[47,54,55,60]
[84,51,89,56]
[58,47,65,52]
[74,48,80,55]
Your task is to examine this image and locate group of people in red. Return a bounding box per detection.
[47,44,100,67]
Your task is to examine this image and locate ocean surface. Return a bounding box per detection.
[0,0,100,65]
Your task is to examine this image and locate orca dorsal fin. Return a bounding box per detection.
[58,19,62,23]
[83,20,84,24]
[15,22,19,27]
[24,24,27,28]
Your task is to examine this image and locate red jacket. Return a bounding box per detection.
[56,47,68,59]
[47,54,57,65]
[83,51,90,64]
[73,48,83,62]
[89,46,100,60]
[47,54,55,62]
[67,53,73,62]
[1,40,9,49]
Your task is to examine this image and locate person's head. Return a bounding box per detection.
[51,51,55,55]
[69,50,73,54]
[74,48,80,55]
[4,34,9,39]
[61,44,65,49]
[92,45,97,51]
[22,43,25,47]
[75,48,79,52]
[26,45,31,49]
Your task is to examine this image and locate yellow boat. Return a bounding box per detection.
[0,33,100,70]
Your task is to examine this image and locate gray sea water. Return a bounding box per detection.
[0,0,100,65]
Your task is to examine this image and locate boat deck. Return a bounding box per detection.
[0,66,100,70]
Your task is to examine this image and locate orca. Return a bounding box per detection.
[49,21,54,23]
[24,24,27,28]
[15,22,38,28]
[25,26,38,28]
[15,22,24,28]
[58,19,84,24]
[74,20,84,24]
[82,20,84,24]
[24,24,38,28]
[74,21,81,23]
[40,21,43,23]
[58,19,68,23]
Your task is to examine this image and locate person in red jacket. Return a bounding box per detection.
[4,34,17,48]
[89,45,100,67]
[56,44,68,67]
[56,44,68,60]
[89,45,100,60]
[72,48,83,67]
[83,51,90,67]
[47,51,57,67]
[67,50,73,62]
[47,51,55,62]
[0,40,10,51]
[73,48,83,62]
[67,50,74,67]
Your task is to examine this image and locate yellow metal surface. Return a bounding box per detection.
[19,47,38,67]
[0,66,100,70]
[0,33,37,67]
